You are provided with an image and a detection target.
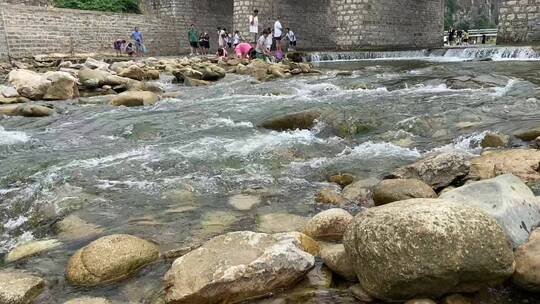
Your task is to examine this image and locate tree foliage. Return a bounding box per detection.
[54,0,141,14]
[444,0,459,29]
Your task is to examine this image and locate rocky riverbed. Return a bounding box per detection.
[1,52,540,303]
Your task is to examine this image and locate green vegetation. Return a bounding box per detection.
[54,0,141,14]
[444,0,459,30]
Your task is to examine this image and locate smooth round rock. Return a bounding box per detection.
[303,208,353,241]
[373,178,437,206]
[66,234,160,286]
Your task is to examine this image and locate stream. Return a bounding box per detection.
[1,46,540,302]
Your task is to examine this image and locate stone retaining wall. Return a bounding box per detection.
[498,0,540,44]
[0,4,182,59]
[233,0,444,50]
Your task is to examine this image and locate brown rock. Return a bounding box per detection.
[442,294,473,304]
[315,188,346,205]
[513,229,540,291]
[66,234,160,286]
[0,271,45,304]
[319,242,357,281]
[481,132,509,148]
[303,208,353,241]
[260,110,321,131]
[468,149,540,184]
[373,179,437,206]
[328,173,355,188]
[515,125,540,141]
[110,91,158,107]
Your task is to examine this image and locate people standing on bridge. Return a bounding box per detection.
[448,28,455,46]
[249,9,259,43]
[273,17,283,53]
[481,34,487,44]
[188,24,199,56]
[131,27,144,56]
[285,28,296,51]
[456,28,463,45]
[463,30,470,45]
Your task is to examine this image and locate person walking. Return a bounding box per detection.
[188,24,199,56]
[249,9,259,43]
[273,17,283,53]
[131,27,144,56]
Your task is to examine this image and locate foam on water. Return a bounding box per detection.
[430,131,488,155]
[0,126,30,145]
[289,141,421,171]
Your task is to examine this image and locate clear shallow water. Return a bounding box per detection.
[1,57,540,302]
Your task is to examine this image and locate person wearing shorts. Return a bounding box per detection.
[249,9,259,43]
[188,24,199,55]
[199,32,210,55]
[273,17,283,52]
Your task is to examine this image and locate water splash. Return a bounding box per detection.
[0,126,30,145]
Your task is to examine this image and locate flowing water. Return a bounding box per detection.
[1,46,540,302]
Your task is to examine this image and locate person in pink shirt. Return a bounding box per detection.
[235,42,253,59]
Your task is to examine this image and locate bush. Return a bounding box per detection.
[54,0,141,14]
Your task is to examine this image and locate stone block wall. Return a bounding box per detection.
[0,8,7,61]
[233,0,444,50]
[141,0,234,51]
[498,0,540,44]
[0,4,182,59]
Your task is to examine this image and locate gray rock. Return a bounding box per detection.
[373,179,437,206]
[0,271,45,304]
[163,231,315,304]
[515,125,540,142]
[228,194,261,211]
[481,132,509,148]
[441,174,540,248]
[343,199,514,301]
[387,152,470,189]
[319,242,357,281]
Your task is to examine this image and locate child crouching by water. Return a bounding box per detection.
[217,48,228,61]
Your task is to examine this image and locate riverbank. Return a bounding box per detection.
[1,52,540,303]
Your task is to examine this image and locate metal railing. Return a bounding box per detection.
[443,28,498,44]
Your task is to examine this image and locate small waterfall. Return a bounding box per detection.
[307,46,540,62]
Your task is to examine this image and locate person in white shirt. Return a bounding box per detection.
[265,27,273,52]
[273,17,283,52]
[256,29,272,57]
[217,27,226,48]
[285,27,297,51]
[249,9,259,43]
[233,30,242,48]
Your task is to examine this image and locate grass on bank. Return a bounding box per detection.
[53,0,141,14]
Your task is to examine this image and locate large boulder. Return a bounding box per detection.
[118,65,147,81]
[343,199,514,301]
[481,132,509,148]
[163,231,315,304]
[387,152,470,189]
[513,229,540,291]
[441,174,540,248]
[373,179,437,206]
[0,271,45,304]
[8,69,48,100]
[8,70,79,100]
[66,234,160,286]
[303,208,353,241]
[468,149,540,184]
[260,110,321,131]
[110,91,158,107]
[42,71,79,100]
[319,242,357,281]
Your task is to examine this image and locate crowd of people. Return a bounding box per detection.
[113,10,299,61]
[189,9,298,62]
[446,27,488,46]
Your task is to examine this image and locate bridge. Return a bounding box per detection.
[0,0,538,60]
